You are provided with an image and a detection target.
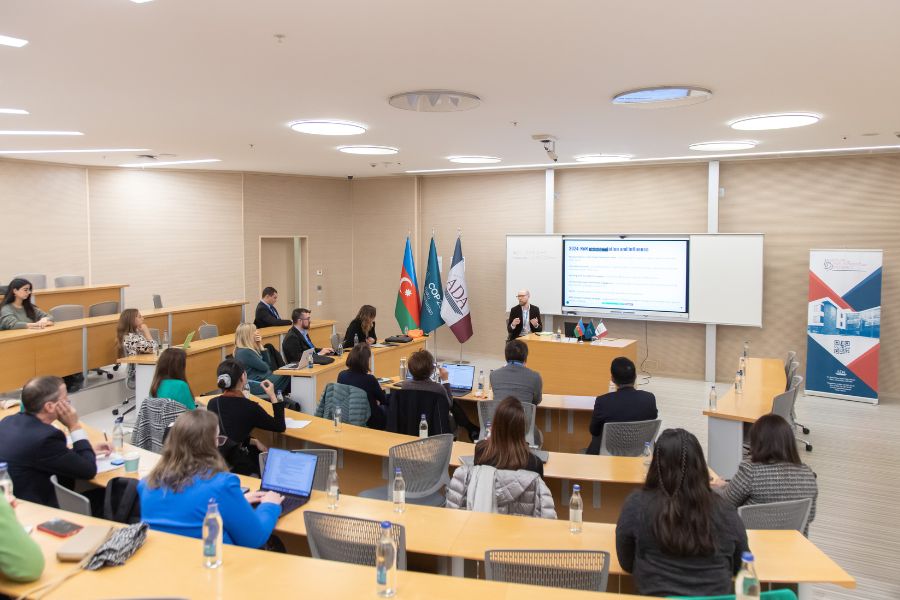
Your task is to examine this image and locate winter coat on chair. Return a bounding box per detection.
[445,464,557,519]
[315,382,371,427]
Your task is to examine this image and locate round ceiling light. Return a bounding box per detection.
[288,120,366,135]
[337,145,399,155]
[729,113,820,130]
[612,86,712,109]
[389,90,481,112]
[574,154,633,163]
[447,155,500,164]
[689,141,758,152]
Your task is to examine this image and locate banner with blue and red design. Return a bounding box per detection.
[806,249,882,404]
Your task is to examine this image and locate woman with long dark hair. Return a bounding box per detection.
[116,308,157,357]
[0,278,53,330]
[342,304,377,348]
[474,396,543,476]
[336,342,387,429]
[149,348,196,409]
[616,428,748,597]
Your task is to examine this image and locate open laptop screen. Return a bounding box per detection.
[441,363,476,389]
[261,448,317,497]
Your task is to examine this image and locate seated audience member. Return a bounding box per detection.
[0,278,53,331]
[149,348,196,410]
[616,428,749,597]
[253,286,291,329]
[207,359,285,476]
[0,376,111,507]
[282,307,334,364]
[712,413,818,536]
[342,304,377,349]
[233,323,290,396]
[337,343,387,430]
[397,349,479,442]
[587,356,657,455]
[474,396,544,476]
[116,308,158,357]
[489,339,543,406]
[0,496,44,582]
[139,410,283,548]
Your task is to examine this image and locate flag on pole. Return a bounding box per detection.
[440,236,473,343]
[394,237,421,331]
[595,320,608,338]
[574,317,585,338]
[583,319,596,339]
[420,236,445,334]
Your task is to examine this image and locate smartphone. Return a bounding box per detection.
[37,518,84,538]
[240,486,250,494]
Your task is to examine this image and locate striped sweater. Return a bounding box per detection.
[719,461,818,535]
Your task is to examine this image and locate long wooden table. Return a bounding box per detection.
[31,283,127,314]
[520,333,638,395]
[703,357,786,478]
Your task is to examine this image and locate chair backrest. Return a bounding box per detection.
[387,434,453,499]
[0,285,6,297]
[53,275,85,288]
[148,328,160,345]
[784,350,797,375]
[477,398,538,446]
[259,448,338,492]
[769,389,797,426]
[198,324,219,340]
[49,304,85,322]
[599,419,662,457]
[49,475,91,516]
[152,294,163,309]
[132,397,189,452]
[484,549,611,592]
[330,333,342,351]
[738,498,813,532]
[88,300,119,317]
[387,388,453,436]
[304,511,407,569]
[14,273,46,289]
[103,477,142,524]
[790,374,803,391]
[786,360,800,391]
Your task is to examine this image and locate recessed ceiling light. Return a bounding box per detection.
[0,148,148,154]
[118,159,221,168]
[0,130,82,136]
[689,141,758,152]
[447,156,501,164]
[0,108,28,115]
[612,86,712,109]
[388,90,481,112]
[574,154,633,163]
[0,35,29,48]
[729,113,820,130]
[337,145,399,155]
[130,0,154,3]
[288,120,366,136]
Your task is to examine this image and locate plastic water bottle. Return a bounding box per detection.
[333,406,342,431]
[735,370,744,395]
[485,420,492,439]
[161,330,170,351]
[276,390,284,404]
[708,385,718,411]
[642,441,653,472]
[326,464,339,509]
[202,499,223,568]
[431,362,440,383]
[487,370,494,397]
[353,333,360,346]
[418,414,428,438]
[307,352,314,369]
[392,468,406,513]
[0,462,14,504]
[556,327,562,341]
[569,484,583,533]
[743,340,750,361]
[475,370,485,397]
[375,521,397,597]
[399,357,407,380]
[112,417,125,457]
[735,551,761,599]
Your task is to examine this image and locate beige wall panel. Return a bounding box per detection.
[419,171,545,357]
[0,160,89,286]
[350,177,417,336]
[718,155,900,402]
[243,174,352,330]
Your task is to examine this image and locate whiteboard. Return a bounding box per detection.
[688,234,764,327]
[505,235,562,315]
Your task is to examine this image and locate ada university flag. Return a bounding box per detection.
[440,236,473,343]
[394,237,421,331]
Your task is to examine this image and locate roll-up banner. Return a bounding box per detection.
[806,249,882,404]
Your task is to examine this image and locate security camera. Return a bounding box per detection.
[532,134,558,162]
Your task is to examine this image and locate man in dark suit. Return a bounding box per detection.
[506,289,542,341]
[587,357,658,455]
[282,308,334,364]
[253,286,292,329]
[0,376,111,507]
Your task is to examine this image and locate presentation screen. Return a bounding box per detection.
[562,238,689,314]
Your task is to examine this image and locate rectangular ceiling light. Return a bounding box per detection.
[118,158,221,168]
[0,148,149,154]
[0,108,29,115]
[0,130,83,136]
[0,35,29,48]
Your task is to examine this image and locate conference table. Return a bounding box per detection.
[519,333,638,395]
[703,357,786,478]
[31,283,127,314]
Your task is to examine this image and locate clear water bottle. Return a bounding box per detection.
[431,362,440,383]
[333,406,342,431]
[485,420,492,439]
[735,551,761,599]
[487,370,494,397]
[399,357,407,380]
[112,417,125,457]
[556,327,562,341]
[375,521,397,597]
[475,370,485,397]
[0,462,14,504]
[307,352,315,369]
[418,414,428,438]
[202,499,223,569]
[708,385,718,411]
[642,441,653,471]
[735,370,744,395]
[569,484,583,533]
[161,330,170,351]
[392,468,406,513]
[353,333,360,346]
[276,390,284,404]
[743,340,750,360]
[326,464,339,509]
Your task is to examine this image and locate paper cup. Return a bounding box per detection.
[124,452,141,474]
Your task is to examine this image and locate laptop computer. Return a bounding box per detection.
[258,448,318,517]
[441,363,476,395]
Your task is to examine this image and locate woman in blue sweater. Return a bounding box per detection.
[138,410,283,548]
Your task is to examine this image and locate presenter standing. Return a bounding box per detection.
[507,290,542,341]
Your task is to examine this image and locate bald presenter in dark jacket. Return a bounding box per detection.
[587,357,658,455]
[506,289,542,341]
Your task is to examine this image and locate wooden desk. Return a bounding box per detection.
[520,334,638,396]
[703,357,786,478]
[31,283,127,314]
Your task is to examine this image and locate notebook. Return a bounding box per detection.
[258,448,318,517]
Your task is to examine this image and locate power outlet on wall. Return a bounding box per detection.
[643,359,660,371]
[316,300,323,306]
[316,269,324,276]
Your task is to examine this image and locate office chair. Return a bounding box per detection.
[88,301,121,380]
[53,275,85,287]
[152,294,163,309]
[484,549,611,592]
[198,323,219,340]
[49,304,85,322]
[13,273,47,289]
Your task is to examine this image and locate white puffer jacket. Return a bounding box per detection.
[445,464,557,519]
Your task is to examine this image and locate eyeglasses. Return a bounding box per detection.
[216,435,228,447]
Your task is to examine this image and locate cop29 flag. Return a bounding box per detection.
[440,236,473,343]
[394,237,421,332]
[420,237,445,334]
[806,249,882,404]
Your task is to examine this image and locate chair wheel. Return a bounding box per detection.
[805,444,813,452]
[802,427,810,434]
[106,373,114,379]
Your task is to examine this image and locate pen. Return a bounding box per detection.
[103,430,108,442]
